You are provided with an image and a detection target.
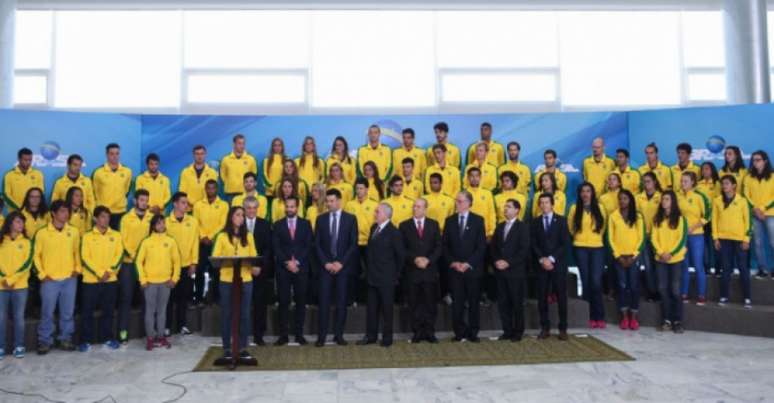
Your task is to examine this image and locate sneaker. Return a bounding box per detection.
[0,349,4,360]
[597,320,607,329]
[104,340,120,350]
[13,347,25,359]
[37,344,50,355]
[718,297,729,307]
[672,322,685,334]
[59,340,76,351]
[696,297,706,306]
[681,295,690,304]
[443,294,453,306]
[629,316,640,331]
[755,271,769,279]
[239,350,253,360]
[744,299,752,309]
[180,326,192,336]
[77,343,91,353]
[146,337,154,351]
[164,328,171,337]
[619,317,630,330]
[158,337,172,349]
[119,330,129,345]
[589,320,598,329]
[660,321,672,332]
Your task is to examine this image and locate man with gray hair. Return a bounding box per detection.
[358,203,405,347]
[243,195,273,346]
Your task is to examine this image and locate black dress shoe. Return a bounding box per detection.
[334,337,348,346]
[426,335,439,344]
[558,331,569,341]
[274,336,289,346]
[498,334,513,341]
[410,335,423,344]
[468,336,480,343]
[315,339,325,347]
[254,338,266,346]
[356,337,376,346]
[380,340,392,348]
[511,334,523,342]
[295,336,308,345]
[538,330,551,340]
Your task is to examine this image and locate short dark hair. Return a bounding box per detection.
[505,198,521,210]
[284,196,299,206]
[134,189,150,199]
[645,142,659,153]
[401,157,414,166]
[388,175,403,187]
[106,143,120,153]
[325,189,342,199]
[172,192,187,203]
[481,122,492,129]
[544,149,557,158]
[429,173,443,183]
[233,134,245,143]
[433,122,449,133]
[538,193,555,205]
[50,199,68,214]
[193,144,206,153]
[402,128,415,138]
[17,148,32,159]
[432,143,447,153]
[355,177,369,188]
[616,148,630,158]
[500,171,518,185]
[467,166,481,176]
[677,143,692,154]
[507,141,521,151]
[146,153,160,164]
[205,179,218,188]
[243,172,257,181]
[93,205,111,219]
[67,154,83,165]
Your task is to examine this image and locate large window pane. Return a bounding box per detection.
[441,73,556,102]
[682,11,724,68]
[311,11,435,108]
[187,74,306,104]
[54,11,181,108]
[687,72,726,101]
[437,11,558,68]
[559,11,682,106]
[15,10,53,69]
[184,11,309,69]
[13,75,47,104]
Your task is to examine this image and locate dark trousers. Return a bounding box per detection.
[496,274,525,338]
[366,284,395,343]
[537,268,568,331]
[719,240,751,300]
[109,214,122,231]
[118,263,137,332]
[408,281,438,338]
[165,271,192,332]
[251,274,271,341]
[80,282,118,343]
[449,272,481,339]
[219,282,253,352]
[277,269,308,338]
[349,246,367,304]
[657,261,682,323]
[318,269,349,341]
[195,243,214,303]
[615,259,641,312]
[575,247,606,321]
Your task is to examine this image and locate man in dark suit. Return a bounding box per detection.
[490,198,530,342]
[357,203,405,347]
[399,197,442,343]
[315,188,359,347]
[443,190,487,342]
[272,196,313,346]
[243,196,274,346]
[531,193,571,341]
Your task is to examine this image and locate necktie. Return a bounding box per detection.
[330,212,339,257]
[504,221,512,241]
[289,219,296,240]
[459,214,465,238]
[417,220,423,239]
[373,224,382,239]
[544,215,550,233]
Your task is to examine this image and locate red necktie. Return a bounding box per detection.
[417,220,424,239]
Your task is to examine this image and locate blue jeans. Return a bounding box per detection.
[575,247,605,321]
[719,240,751,300]
[37,277,77,346]
[752,216,774,273]
[615,258,640,312]
[657,261,682,323]
[0,289,28,350]
[219,282,253,352]
[681,235,707,297]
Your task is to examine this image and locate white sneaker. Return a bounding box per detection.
[718,298,728,306]
[443,295,453,306]
[744,299,752,309]
[181,326,192,335]
[164,328,171,337]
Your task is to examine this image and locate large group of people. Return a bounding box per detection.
[0,122,772,362]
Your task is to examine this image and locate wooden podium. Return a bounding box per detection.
[209,255,262,370]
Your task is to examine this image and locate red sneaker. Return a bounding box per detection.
[619,317,629,330]
[159,337,172,349]
[589,320,597,329]
[597,320,607,329]
[146,337,154,351]
[629,316,640,331]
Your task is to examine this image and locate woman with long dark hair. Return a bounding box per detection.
[20,187,48,237]
[327,136,357,184]
[651,191,687,333]
[0,212,31,358]
[65,186,91,235]
[362,161,385,201]
[720,145,747,193]
[698,161,721,276]
[531,172,566,217]
[607,189,645,330]
[744,150,774,279]
[262,137,286,198]
[636,172,662,301]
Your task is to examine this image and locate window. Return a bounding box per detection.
[682,11,725,103]
[13,74,47,104]
[441,73,556,103]
[15,10,53,69]
[187,73,306,104]
[687,72,726,101]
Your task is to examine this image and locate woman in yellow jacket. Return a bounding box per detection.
[599,172,621,215]
[568,182,607,328]
[295,136,326,187]
[0,212,32,358]
[306,182,327,231]
[212,206,259,360]
[720,146,747,194]
[20,187,49,237]
[712,175,752,308]
[66,186,92,235]
[651,190,688,334]
[275,159,309,206]
[607,189,645,331]
[636,172,662,302]
[531,172,566,218]
[677,171,710,304]
[271,179,305,224]
[262,138,286,198]
[326,163,354,206]
[326,136,357,185]
[744,151,774,279]
[135,214,181,350]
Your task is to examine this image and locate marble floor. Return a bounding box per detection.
[0,327,772,403]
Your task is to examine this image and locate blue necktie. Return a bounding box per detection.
[544,215,550,232]
[330,212,338,257]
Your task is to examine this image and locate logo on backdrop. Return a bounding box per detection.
[371,119,403,149]
[31,141,86,168]
[533,159,580,174]
[692,135,750,162]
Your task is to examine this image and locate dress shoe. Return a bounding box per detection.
[380,340,393,348]
[410,335,423,344]
[295,336,308,345]
[254,338,266,346]
[558,331,569,341]
[274,336,289,346]
[468,336,481,343]
[498,334,513,341]
[451,336,464,342]
[426,335,439,344]
[511,335,523,342]
[334,337,348,346]
[538,330,551,340]
[356,338,376,346]
[315,339,325,347]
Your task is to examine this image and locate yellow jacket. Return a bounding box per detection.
[0,235,32,289]
[393,146,427,180]
[22,209,49,239]
[119,209,152,263]
[607,210,646,258]
[651,216,688,264]
[365,178,384,201]
[743,175,774,216]
[326,181,354,206]
[426,142,462,170]
[68,207,92,235]
[616,165,642,195]
[497,161,532,196]
[677,189,710,235]
[295,154,326,186]
[494,190,527,222]
[670,162,700,192]
[3,166,44,211]
[193,197,229,240]
[307,205,324,231]
[385,194,414,227]
[424,164,461,198]
[211,232,257,283]
[165,214,200,267]
[33,223,81,280]
[358,144,393,181]
[466,140,505,167]
[599,190,620,216]
[80,228,123,283]
[399,176,424,201]
[636,191,661,234]
[135,171,172,211]
[262,154,285,196]
[344,197,379,245]
[469,186,497,237]
[583,155,615,195]
[463,162,499,191]
[270,197,305,224]
[135,232,181,285]
[51,174,95,212]
[696,179,719,201]
[220,152,257,194]
[425,192,455,232]
[638,161,672,190]
[568,204,607,248]
[92,163,132,214]
[231,192,269,220]
[712,194,752,243]
[535,169,567,192]
[325,155,357,184]
[178,163,219,209]
[531,191,567,218]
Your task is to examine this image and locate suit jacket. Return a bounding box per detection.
[530,213,571,271]
[315,210,359,271]
[490,219,530,278]
[248,217,273,278]
[399,217,442,284]
[272,216,314,273]
[442,212,487,277]
[366,222,406,287]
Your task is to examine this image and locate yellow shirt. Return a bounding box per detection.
[463,161,499,191]
[327,181,354,206]
[393,146,427,180]
[68,207,92,235]
[466,140,505,167]
[531,191,567,218]
[0,235,32,289]
[497,161,532,196]
[534,168,567,192]
[651,216,688,264]
[22,209,49,239]
[261,154,285,197]
[270,198,305,224]
[426,142,462,170]
[494,189,527,222]
[211,232,257,283]
[295,154,326,186]
[599,190,620,216]
[51,174,95,212]
[230,192,269,220]
[326,155,357,185]
[366,178,384,202]
[743,175,774,216]
[568,204,607,248]
[165,214,200,267]
[425,192,455,232]
[400,176,424,201]
[358,144,393,181]
[696,179,720,201]
[220,152,258,194]
[92,163,132,214]
[615,165,642,195]
[119,208,153,263]
[712,194,752,243]
[80,228,123,283]
[638,161,672,190]
[425,164,461,198]
[3,166,44,211]
[193,198,228,240]
[33,223,81,280]
[344,197,379,246]
[385,195,414,227]
[135,171,172,211]
[583,155,615,195]
[178,163,219,209]
[719,167,748,194]
[135,233,181,285]
[306,205,324,231]
[607,210,646,258]
[468,187,496,237]
[677,189,710,235]
[636,191,661,234]
[670,162,701,193]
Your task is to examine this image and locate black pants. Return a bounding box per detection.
[277,269,308,338]
[118,263,138,333]
[318,269,349,341]
[195,242,214,303]
[449,272,481,339]
[537,268,568,331]
[109,214,123,231]
[251,273,273,341]
[366,284,395,343]
[80,282,118,343]
[165,270,193,332]
[496,274,525,338]
[408,281,438,338]
[349,246,367,304]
